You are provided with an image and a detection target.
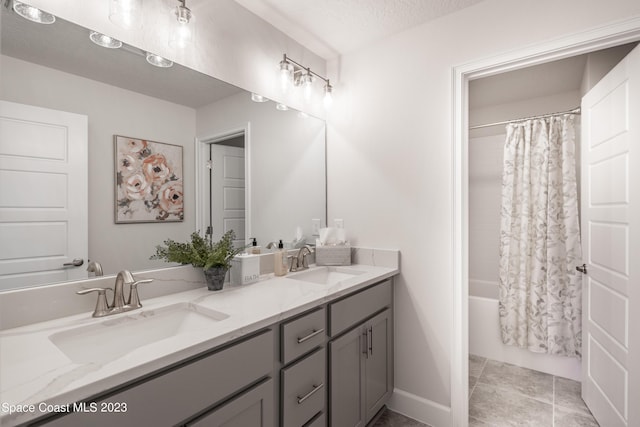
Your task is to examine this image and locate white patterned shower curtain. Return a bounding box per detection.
[498,115,582,358]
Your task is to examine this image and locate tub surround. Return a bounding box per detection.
[0,248,399,426]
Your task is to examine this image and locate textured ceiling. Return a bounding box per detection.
[234,0,486,58]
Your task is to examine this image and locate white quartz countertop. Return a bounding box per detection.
[0,261,397,426]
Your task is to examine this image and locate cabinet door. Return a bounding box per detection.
[364,309,393,422]
[187,378,274,427]
[329,326,365,427]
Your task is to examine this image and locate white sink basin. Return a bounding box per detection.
[288,266,366,285]
[49,303,228,364]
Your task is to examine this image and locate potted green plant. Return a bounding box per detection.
[150,230,246,291]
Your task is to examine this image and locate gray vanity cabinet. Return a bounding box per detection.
[328,280,393,427]
[186,378,274,427]
[39,330,274,427]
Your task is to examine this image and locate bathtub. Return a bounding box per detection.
[469,278,582,381]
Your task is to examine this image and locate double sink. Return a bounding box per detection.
[49,266,365,364]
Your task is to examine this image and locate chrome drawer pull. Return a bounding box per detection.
[297,328,325,344]
[297,383,324,405]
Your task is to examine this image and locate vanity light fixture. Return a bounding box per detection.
[109,0,143,30]
[276,103,289,111]
[146,52,173,68]
[278,53,333,108]
[251,93,268,103]
[169,0,194,49]
[89,31,123,49]
[12,1,55,24]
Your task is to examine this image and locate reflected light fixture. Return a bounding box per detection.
[146,52,173,68]
[169,0,194,49]
[279,56,294,92]
[276,103,289,111]
[323,83,333,109]
[251,93,268,103]
[89,31,123,49]
[278,53,333,108]
[12,1,55,24]
[109,0,143,30]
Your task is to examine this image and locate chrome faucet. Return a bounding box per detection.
[77,270,153,317]
[290,245,314,272]
[86,260,103,276]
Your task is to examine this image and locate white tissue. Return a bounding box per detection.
[291,226,307,248]
[318,227,347,246]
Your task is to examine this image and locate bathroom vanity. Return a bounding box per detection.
[0,249,398,427]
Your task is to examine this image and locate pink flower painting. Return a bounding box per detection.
[115,136,183,223]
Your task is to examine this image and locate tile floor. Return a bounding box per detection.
[469,354,599,426]
[371,355,599,426]
[372,408,429,426]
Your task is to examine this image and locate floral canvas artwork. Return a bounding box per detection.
[115,136,184,223]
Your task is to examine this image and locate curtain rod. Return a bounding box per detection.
[469,107,581,130]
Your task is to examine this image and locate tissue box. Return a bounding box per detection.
[315,245,351,266]
[230,255,260,285]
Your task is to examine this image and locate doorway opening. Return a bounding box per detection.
[451,20,640,427]
[196,127,250,249]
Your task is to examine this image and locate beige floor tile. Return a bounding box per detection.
[478,360,554,403]
[555,377,591,415]
[469,354,487,377]
[554,406,599,427]
[469,383,553,426]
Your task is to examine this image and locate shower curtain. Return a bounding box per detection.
[498,115,582,358]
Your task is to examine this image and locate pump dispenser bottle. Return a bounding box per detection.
[248,237,261,254]
[274,239,287,276]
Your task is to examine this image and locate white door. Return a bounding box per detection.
[0,101,88,290]
[581,45,640,427]
[210,143,245,246]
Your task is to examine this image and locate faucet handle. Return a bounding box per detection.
[288,255,299,272]
[127,279,153,309]
[77,287,111,317]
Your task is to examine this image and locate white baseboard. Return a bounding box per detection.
[387,388,451,427]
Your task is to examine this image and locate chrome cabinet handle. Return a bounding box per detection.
[297,328,325,344]
[368,326,373,356]
[297,383,324,405]
[63,258,84,267]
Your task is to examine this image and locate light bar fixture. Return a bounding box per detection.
[278,53,333,108]
[169,0,194,49]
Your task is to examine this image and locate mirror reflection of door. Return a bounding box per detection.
[208,134,246,248]
[0,101,88,290]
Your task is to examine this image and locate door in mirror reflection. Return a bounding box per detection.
[209,136,246,247]
[0,101,88,290]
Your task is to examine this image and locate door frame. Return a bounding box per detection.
[450,17,640,427]
[195,123,251,242]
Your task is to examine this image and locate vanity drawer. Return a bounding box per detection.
[43,329,274,427]
[281,347,326,427]
[304,411,326,427]
[281,307,326,365]
[329,279,392,337]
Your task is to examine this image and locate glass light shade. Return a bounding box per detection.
[276,103,289,111]
[302,73,314,101]
[175,3,192,24]
[109,0,143,30]
[168,22,193,49]
[146,52,173,68]
[251,93,268,103]
[13,1,55,24]
[323,84,333,109]
[89,32,123,49]
[279,60,293,92]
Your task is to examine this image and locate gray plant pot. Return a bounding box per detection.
[203,267,228,291]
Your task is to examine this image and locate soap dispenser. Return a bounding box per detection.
[248,237,261,255]
[274,239,287,277]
